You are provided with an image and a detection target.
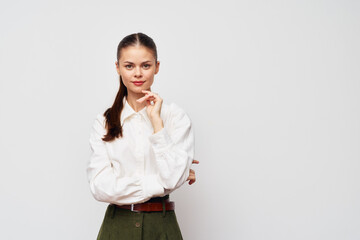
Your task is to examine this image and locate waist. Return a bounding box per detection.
[144,194,170,203]
[113,195,174,212]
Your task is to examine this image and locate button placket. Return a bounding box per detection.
[137,116,144,152]
[138,115,145,176]
[132,116,144,176]
[133,114,143,156]
[137,114,143,135]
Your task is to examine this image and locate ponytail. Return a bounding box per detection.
[102,76,127,142]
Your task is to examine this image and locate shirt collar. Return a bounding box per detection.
[120,96,149,126]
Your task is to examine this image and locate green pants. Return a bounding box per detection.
[96,196,183,240]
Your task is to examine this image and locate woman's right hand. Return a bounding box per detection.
[187,159,199,185]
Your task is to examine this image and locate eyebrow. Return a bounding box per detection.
[123,61,152,64]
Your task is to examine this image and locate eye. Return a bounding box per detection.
[125,65,133,69]
[143,64,151,69]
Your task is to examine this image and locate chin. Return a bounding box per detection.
[128,87,145,94]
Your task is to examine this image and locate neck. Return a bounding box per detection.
[126,91,148,112]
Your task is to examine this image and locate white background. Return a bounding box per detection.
[0,0,359,239]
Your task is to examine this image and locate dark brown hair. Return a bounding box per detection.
[102,32,158,142]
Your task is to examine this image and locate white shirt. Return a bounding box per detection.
[86,96,195,205]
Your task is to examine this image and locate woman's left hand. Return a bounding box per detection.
[136,90,163,121]
[187,159,199,185]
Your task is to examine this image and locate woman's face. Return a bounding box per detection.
[116,45,160,95]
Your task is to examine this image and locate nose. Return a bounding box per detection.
[134,66,142,78]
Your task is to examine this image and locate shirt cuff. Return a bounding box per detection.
[142,175,164,199]
[148,127,174,154]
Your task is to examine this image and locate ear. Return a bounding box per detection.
[155,61,160,75]
[115,61,120,75]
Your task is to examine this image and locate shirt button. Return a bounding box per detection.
[135,222,141,227]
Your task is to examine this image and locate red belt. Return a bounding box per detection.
[115,200,175,212]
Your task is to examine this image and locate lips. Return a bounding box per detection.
[132,81,145,86]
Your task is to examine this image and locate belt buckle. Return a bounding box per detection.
[131,204,140,212]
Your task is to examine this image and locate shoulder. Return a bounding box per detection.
[90,112,107,135]
[94,112,106,126]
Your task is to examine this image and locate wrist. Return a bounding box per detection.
[151,118,164,133]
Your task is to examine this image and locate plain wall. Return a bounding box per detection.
[0,0,359,239]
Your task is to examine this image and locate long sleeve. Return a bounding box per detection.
[86,114,165,205]
[148,103,195,191]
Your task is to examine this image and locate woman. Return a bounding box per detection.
[87,32,198,239]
